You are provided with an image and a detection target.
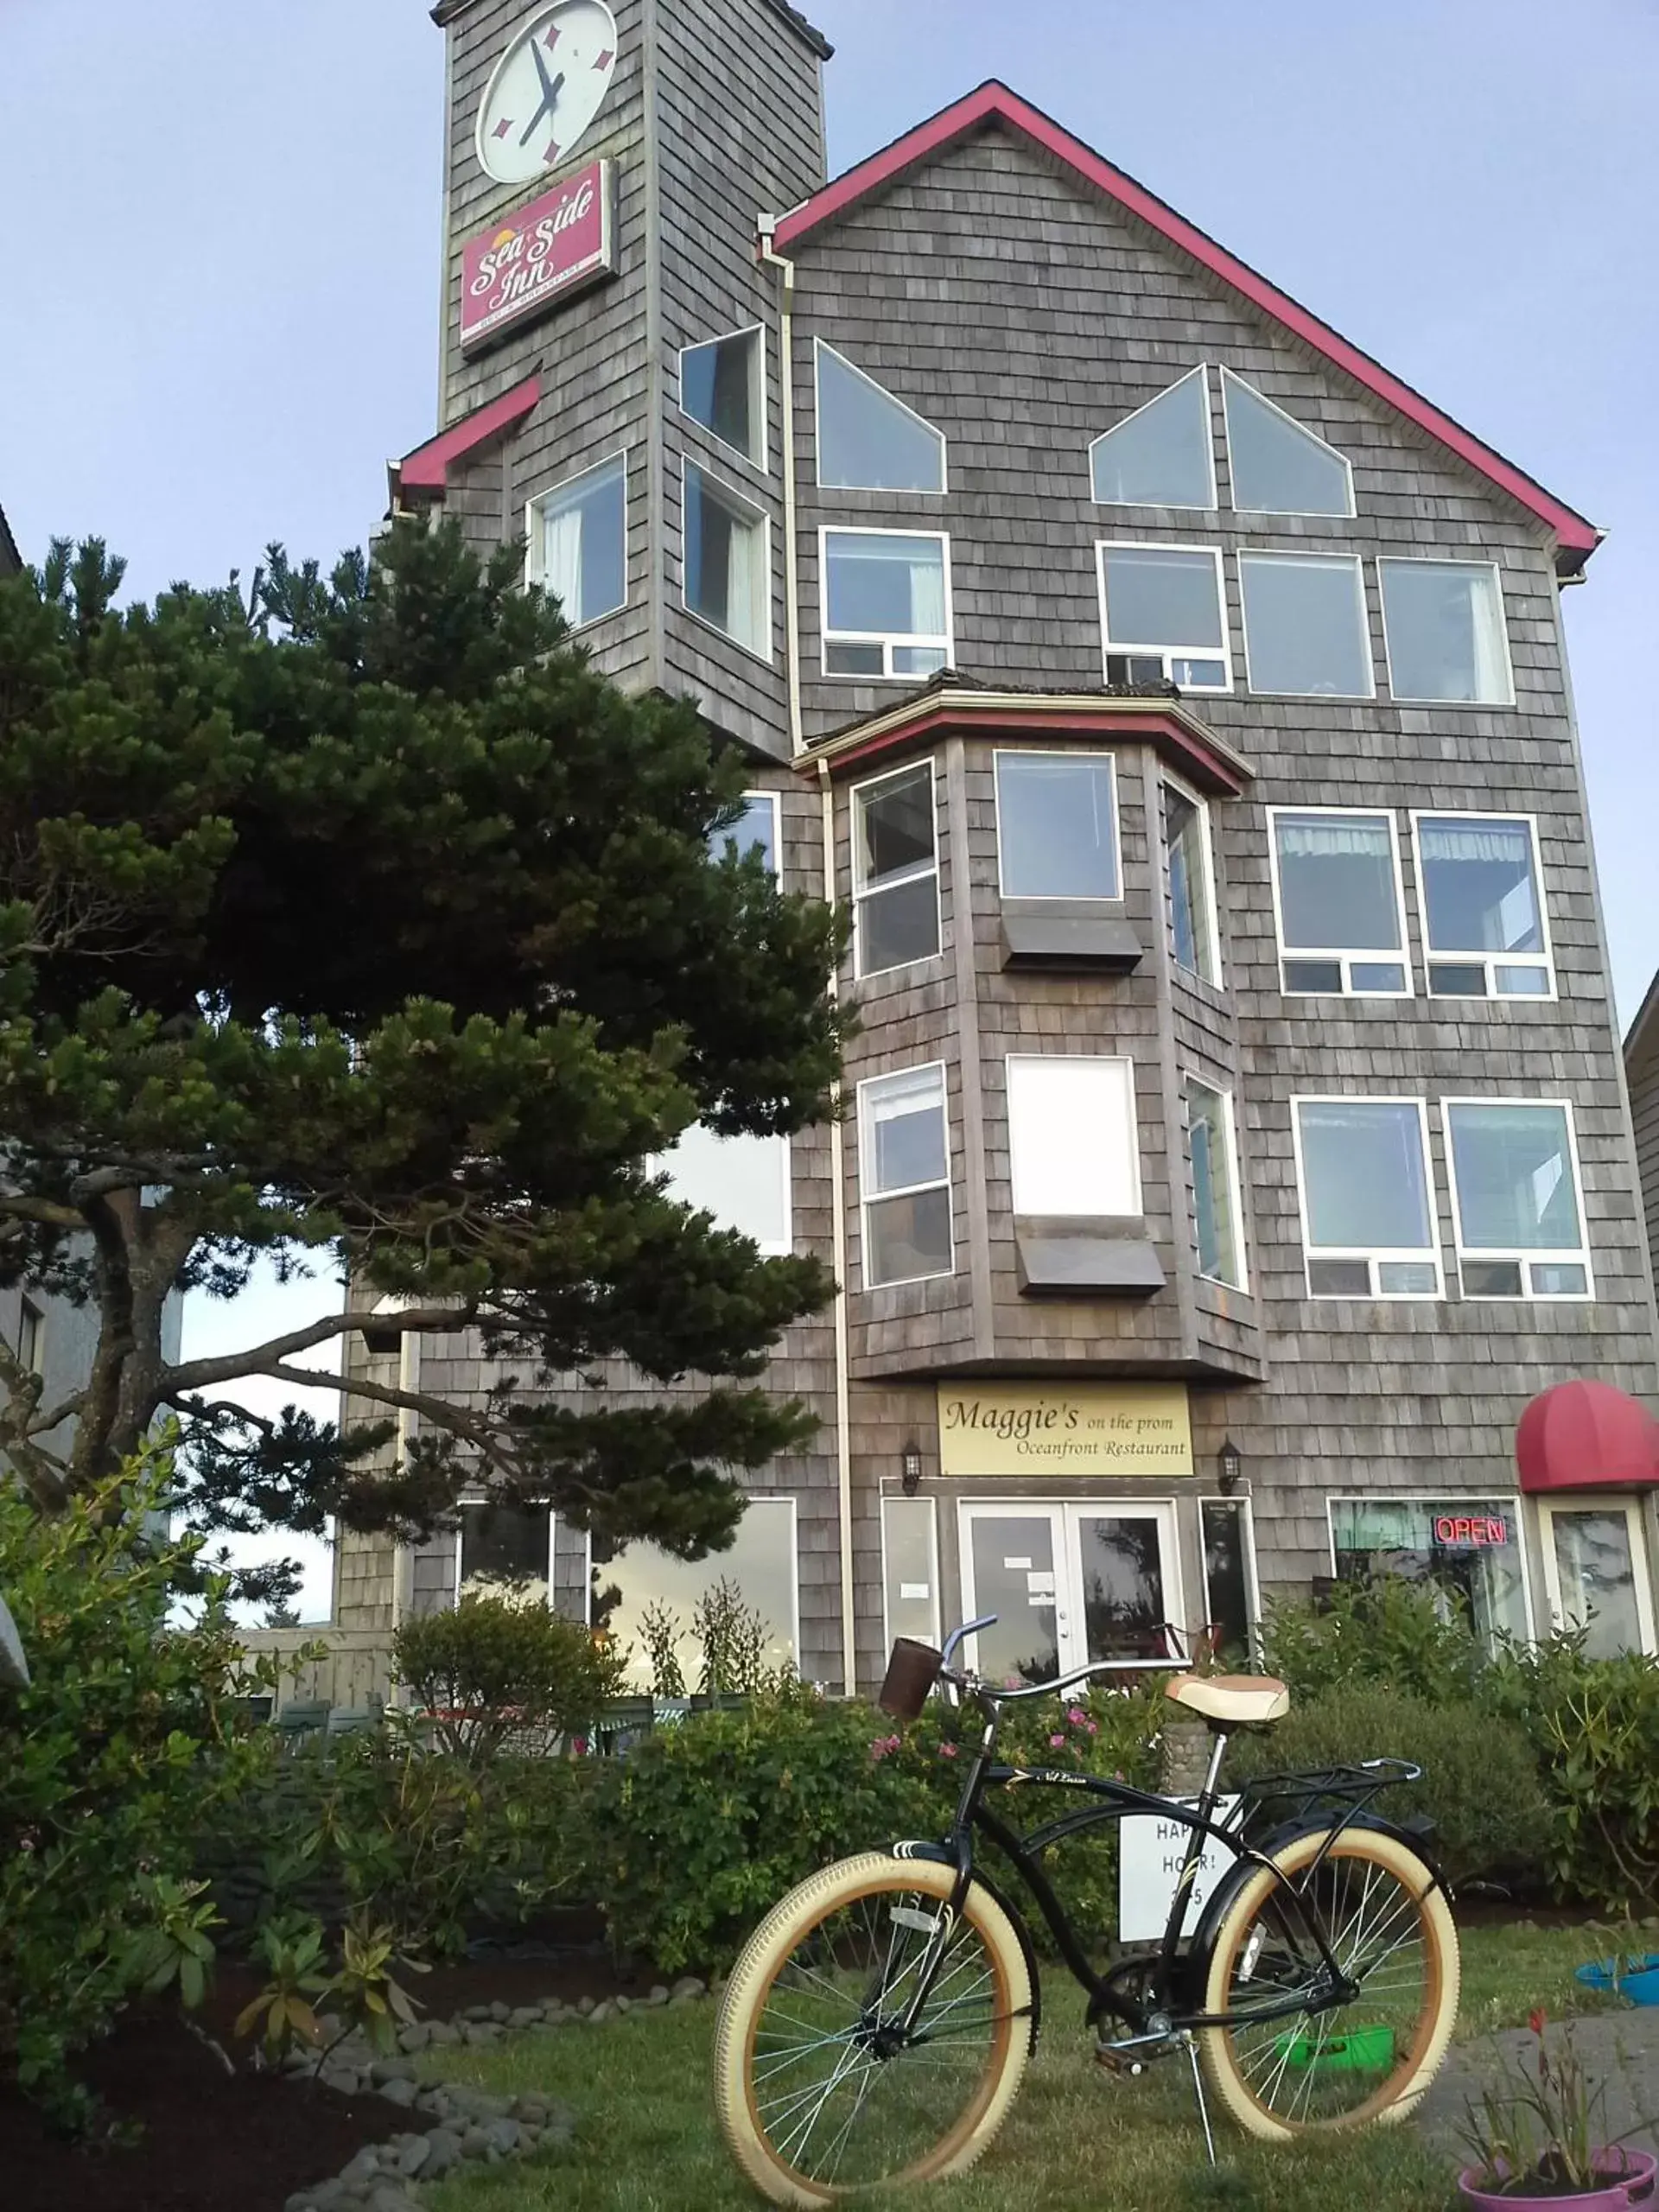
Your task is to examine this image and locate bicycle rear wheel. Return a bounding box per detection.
[1197,1824,1459,2140]
[712,1852,1034,2208]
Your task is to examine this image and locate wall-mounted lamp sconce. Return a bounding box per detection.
[900,1442,925,1497]
[1217,1438,1244,1496]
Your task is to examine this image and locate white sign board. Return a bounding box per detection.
[1118,1798,1238,1943]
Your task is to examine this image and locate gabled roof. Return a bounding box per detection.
[390,373,543,508]
[772,82,1600,576]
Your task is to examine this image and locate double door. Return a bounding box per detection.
[959,1501,1183,1687]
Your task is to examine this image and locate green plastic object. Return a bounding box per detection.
[1274,2024,1395,2072]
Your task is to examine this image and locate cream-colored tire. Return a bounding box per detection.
[712,1852,1033,2207]
[1197,1824,1460,2142]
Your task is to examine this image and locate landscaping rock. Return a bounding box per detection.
[322,2067,364,2097]
[338,2147,384,2189]
[366,2188,421,2212]
[461,2124,493,2159]
[588,2000,616,2024]
[462,2004,493,2023]
[575,1993,595,2015]
[372,2056,417,2085]
[671,1976,707,2001]
[378,2075,419,2109]
[427,2018,460,2045]
[422,2129,463,2179]
[481,2116,523,2157]
[614,1995,632,2014]
[509,2005,543,2028]
[395,2135,432,2179]
[396,2021,431,2053]
[489,1999,512,2023]
[647,1984,671,2006]
[415,2087,451,2118]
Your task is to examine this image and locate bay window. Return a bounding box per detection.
[1185,1078,1244,1289]
[853,760,940,976]
[1166,786,1220,984]
[1442,1099,1592,1299]
[995,751,1119,899]
[1293,1096,1441,1297]
[1006,1056,1141,1219]
[859,1064,952,1287]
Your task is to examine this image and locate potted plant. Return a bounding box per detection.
[1457,2011,1656,2207]
[1576,1921,1659,2011]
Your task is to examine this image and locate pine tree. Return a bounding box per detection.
[0,523,845,1589]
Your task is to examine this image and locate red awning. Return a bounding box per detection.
[1516,1379,1659,1495]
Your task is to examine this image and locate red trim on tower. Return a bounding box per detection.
[772,83,1599,570]
[397,375,543,498]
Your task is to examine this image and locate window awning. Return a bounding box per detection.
[1516,1378,1659,1495]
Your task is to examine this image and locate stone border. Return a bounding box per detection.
[282,1977,712,2211]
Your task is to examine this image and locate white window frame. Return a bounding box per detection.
[1291,1094,1444,1300]
[820,525,954,683]
[1166,777,1223,987]
[1096,541,1232,694]
[1219,366,1357,519]
[851,756,942,980]
[857,1059,954,1289]
[523,447,629,631]
[657,1126,794,1258]
[681,455,772,664]
[813,339,948,495]
[1200,1493,1262,1656]
[677,322,767,473]
[1378,556,1516,709]
[1005,1053,1142,1219]
[1266,804,1413,999]
[711,789,783,882]
[564,1498,804,1671]
[1440,1096,1594,1301]
[1325,1493,1536,1646]
[1184,1077,1247,1293]
[880,1491,942,1652]
[993,748,1122,903]
[1408,809,1554,1001]
[1237,550,1375,701]
[454,1494,555,1601]
[1088,365,1217,512]
[1536,1497,1656,1655]
[957,1498,1185,1678]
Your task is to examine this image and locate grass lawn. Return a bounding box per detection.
[416,1923,1604,2212]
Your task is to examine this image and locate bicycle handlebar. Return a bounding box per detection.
[934,1615,1195,1713]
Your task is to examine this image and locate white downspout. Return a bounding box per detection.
[758,219,804,757]
[817,757,856,1697]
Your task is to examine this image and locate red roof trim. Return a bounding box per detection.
[398,375,543,497]
[772,84,1599,569]
[810,702,1247,798]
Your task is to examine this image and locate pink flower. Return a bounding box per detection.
[1086,1719,1099,1735]
[938,1742,957,1758]
[870,1732,901,1762]
[1049,1732,1065,1748]
[1067,1707,1086,1726]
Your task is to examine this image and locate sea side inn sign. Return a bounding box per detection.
[460,157,617,354]
[938,1383,1195,1478]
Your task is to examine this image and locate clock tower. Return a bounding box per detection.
[405,0,832,762]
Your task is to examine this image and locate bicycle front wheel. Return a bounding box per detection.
[713,1852,1034,2208]
[1197,1824,1459,2140]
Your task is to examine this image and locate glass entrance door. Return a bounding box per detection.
[1538,1498,1656,1657]
[959,1503,1184,1681]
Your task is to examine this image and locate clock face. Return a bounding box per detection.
[475,1,620,188]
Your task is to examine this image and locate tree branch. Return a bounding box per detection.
[162,1306,474,1397]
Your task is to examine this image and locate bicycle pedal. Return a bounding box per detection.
[1092,2044,1146,2079]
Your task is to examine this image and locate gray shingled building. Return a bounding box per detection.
[327,0,1659,1692]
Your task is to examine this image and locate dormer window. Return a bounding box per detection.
[680,326,766,468]
[1221,369,1355,517]
[815,343,946,493]
[1090,366,1215,510]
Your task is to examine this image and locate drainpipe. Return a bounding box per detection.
[758,219,804,757]
[817,755,857,1696]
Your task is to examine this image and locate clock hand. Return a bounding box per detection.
[520,67,564,146]
[530,35,557,105]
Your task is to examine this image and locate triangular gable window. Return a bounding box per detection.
[1090,366,1215,509]
[1222,368,1354,517]
[816,343,946,493]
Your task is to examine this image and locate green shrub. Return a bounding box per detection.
[1224,1681,1549,1892]
[391,1592,629,1766]
[588,1681,1165,1975]
[1260,1575,1485,1706]
[0,1460,269,2117]
[1484,1637,1659,1914]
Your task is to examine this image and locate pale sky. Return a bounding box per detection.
[3,0,1655,1613]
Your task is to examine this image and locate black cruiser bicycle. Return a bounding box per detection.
[713,1617,1460,2207]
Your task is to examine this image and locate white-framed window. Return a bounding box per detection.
[852,759,940,976]
[660,1125,792,1256]
[683,459,770,659]
[1220,368,1355,518]
[1538,1497,1656,1658]
[1238,551,1373,699]
[1329,1497,1533,1653]
[881,1492,941,1650]
[679,324,766,468]
[1292,1096,1442,1299]
[994,750,1120,900]
[1185,1078,1245,1290]
[16,1297,43,1376]
[1409,811,1552,1000]
[1090,365,1216,510]
[455,1497,553,1601]
[1268,807,1411,997]
[1441,1098,1592,1300]
[1166,784,1221,986]
[814,341,946,493]
[822,529,951,680]
[1201,1497,1260,1661]
[858,1063,953,1288]
[526,449,627,630]
[1097,543,1230,692]
[710,791,781,879]
[1379,558,1514,706]
[583,1496,802,1689]
[1005,1055,1141,1218]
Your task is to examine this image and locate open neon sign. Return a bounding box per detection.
[1433,1514,1510,1548]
